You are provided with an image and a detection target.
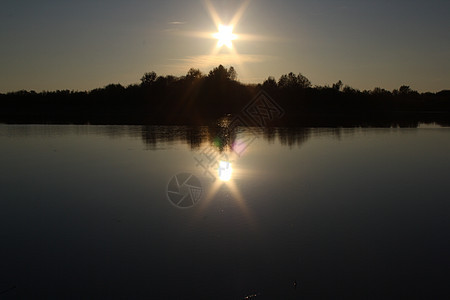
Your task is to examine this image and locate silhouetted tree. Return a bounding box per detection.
[104,83,125,92]
[262,76,277,89]
[278,72,311,89]
[141,71,157,86]
[208,65,235,81]
[332,80,343,91]
[372,87,391,96]
[399,85,414,94]
[1,66,449,127]
[228,66,237,81]
[343,85,359,94]
[186,68,203,80]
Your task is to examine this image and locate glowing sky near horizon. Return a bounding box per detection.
[0,0,449,93]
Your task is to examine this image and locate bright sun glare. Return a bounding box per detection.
[218,160,233,181]
[213,25,237,49]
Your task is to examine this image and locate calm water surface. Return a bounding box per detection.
[0,125,449,299]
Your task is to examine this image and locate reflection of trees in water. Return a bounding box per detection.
[276,127,312,147]
[139,115,243,151]
[138,125,346,149]
[139,122,240,152]
[262,127,276,144]
[2,122,445,151]
[128,122,449,150]
[260,127,344,148]
[141,126,209,150]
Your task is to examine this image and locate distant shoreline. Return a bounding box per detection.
[1,66,449,127]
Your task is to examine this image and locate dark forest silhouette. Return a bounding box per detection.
[1,65,449,127]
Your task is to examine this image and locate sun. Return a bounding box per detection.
[213,25,237,49]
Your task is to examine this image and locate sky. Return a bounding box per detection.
[1,0,449,93]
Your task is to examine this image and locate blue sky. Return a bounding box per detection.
[1,0,449,92]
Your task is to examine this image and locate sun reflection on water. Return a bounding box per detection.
[218,160,232,181]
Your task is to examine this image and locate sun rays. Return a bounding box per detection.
[202,0,252,69]
[164,0,278,77]
[205,0,250,51]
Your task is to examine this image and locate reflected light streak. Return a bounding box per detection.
[195,160,257,230]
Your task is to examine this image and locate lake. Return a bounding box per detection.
[0,124,449,299]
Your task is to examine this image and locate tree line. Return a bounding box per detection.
[0,65,449,126]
